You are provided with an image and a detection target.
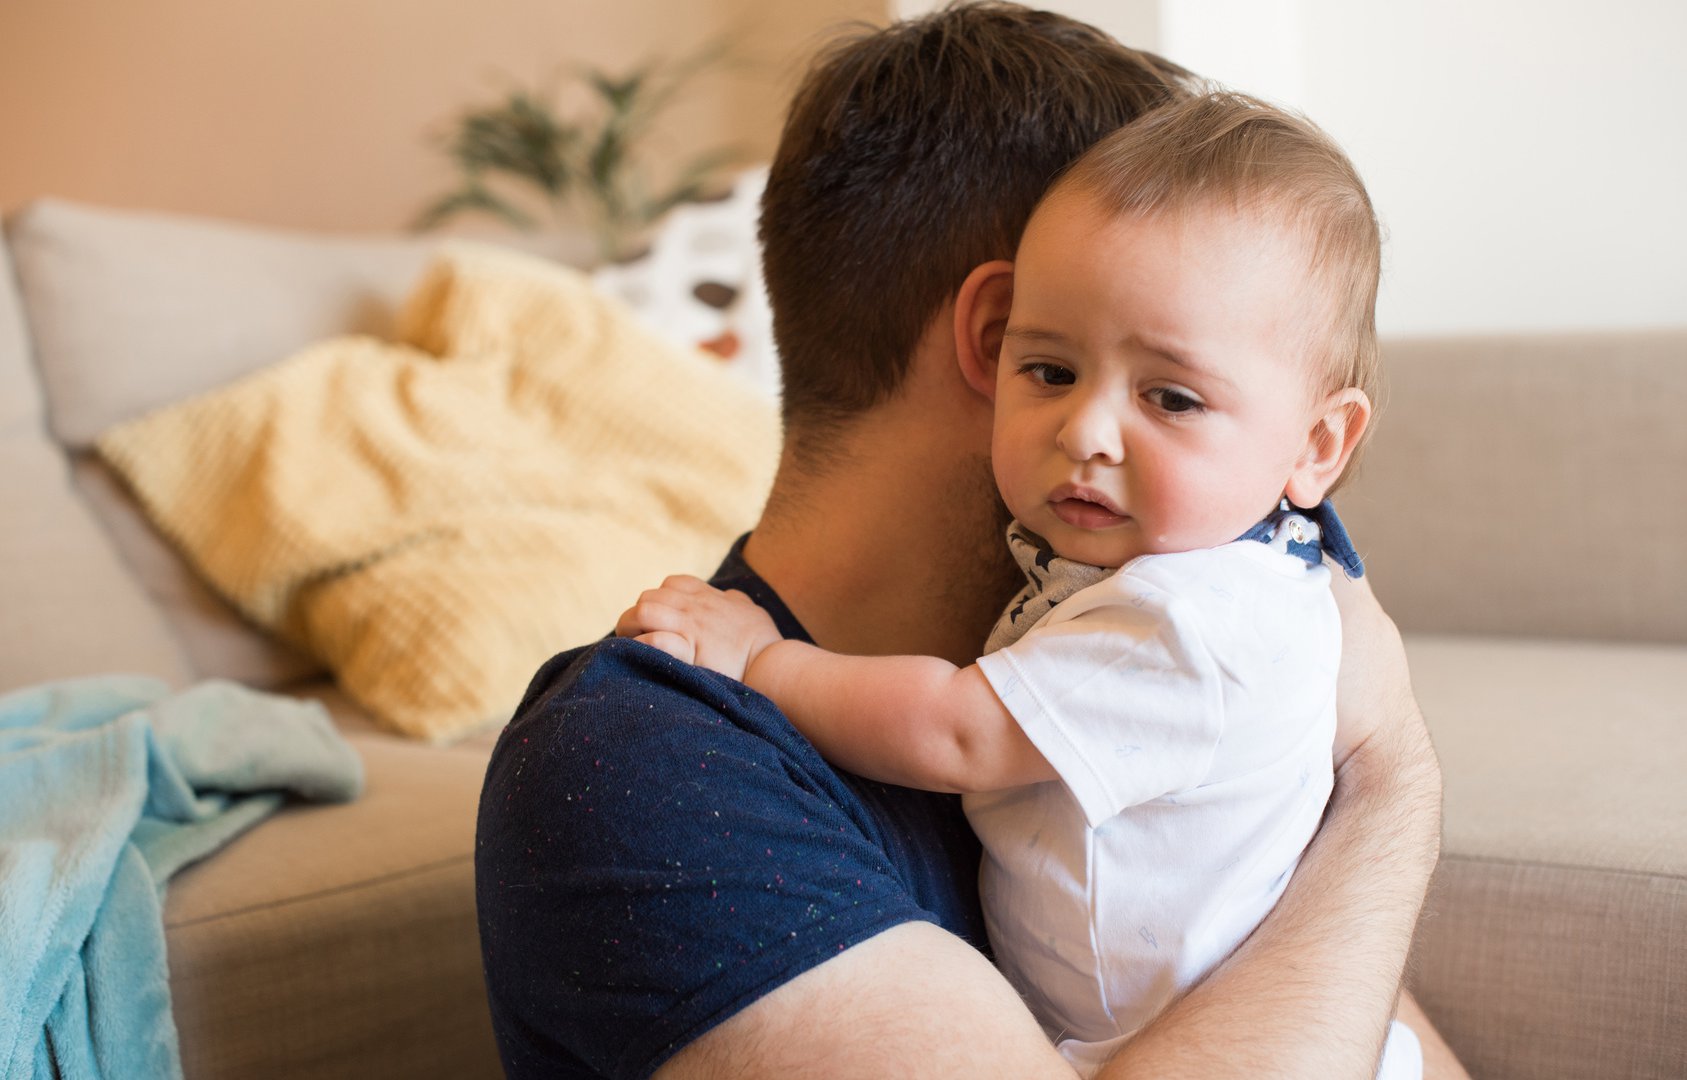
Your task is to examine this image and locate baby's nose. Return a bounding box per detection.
[1056,395,1126,464]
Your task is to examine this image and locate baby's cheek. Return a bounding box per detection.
[991,427,1043,521]
[1150,489,1208,550]
[1140,457,1239,550]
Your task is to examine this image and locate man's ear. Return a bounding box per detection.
[954,260,1014,402]
[1285,387,1372,508]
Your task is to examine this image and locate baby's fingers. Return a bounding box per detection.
[635,630,696,665]
[615,593,685,638]
[659,574,713,595]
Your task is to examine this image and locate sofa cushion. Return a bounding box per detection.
[5,199,440,450]
[1341,330,1687,645]
[1403,633,1687,1080]
[164,716,499,1078]
[0,230,37,432]
[4,200,451,689]
[0,237,194,691]
[71,456,325,689]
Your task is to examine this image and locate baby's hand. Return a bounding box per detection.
[615,575,782,682]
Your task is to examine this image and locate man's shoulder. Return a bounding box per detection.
[489,535,809,756]
[505,636,746,737]
[488,635,814,797]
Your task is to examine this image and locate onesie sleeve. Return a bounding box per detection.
[975,575,1225,828]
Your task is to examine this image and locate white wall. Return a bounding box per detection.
[1297,0,1686,336]
[894,0,1687,337]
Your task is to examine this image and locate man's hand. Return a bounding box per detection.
[1328,568,1421,772]
[615,574,783,682]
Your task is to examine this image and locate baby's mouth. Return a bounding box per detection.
[1048,485,1129,529]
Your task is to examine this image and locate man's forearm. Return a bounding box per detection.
[1096,703,1443,1079]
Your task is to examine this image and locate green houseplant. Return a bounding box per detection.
[416,46,738,262]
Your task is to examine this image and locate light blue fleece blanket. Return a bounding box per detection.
[0,675,363,1080]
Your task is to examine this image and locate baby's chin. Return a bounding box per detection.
[1042,531,1146,570]
[1049,526,1248,569]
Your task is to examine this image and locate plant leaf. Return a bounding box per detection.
[586,65,648,113]
[445,90,575,196]
[421,42,737,248]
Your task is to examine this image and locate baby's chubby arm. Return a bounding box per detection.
[747,640,1059,793]
[616,576,1055,793]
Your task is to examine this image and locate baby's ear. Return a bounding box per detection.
[1285,387,1372,508]
[954,260,1014,401]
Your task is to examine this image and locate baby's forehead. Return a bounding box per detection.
[1013,194,1343,388]
[1024,185,1300,250]
[1015,190,1326,313]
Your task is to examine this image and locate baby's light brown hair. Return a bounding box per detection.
[1046,90,1383,485]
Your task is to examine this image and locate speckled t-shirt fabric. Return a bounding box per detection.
[475,538,987,1079]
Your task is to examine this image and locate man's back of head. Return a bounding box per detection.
[759,1,1196,468]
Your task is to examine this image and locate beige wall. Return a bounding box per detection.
[0,0,884,234]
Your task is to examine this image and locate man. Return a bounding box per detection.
[476,5,1462,1077]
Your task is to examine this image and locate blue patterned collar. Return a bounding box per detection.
[1236,499,1365,579]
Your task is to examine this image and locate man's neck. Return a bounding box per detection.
[742,409,1019,667]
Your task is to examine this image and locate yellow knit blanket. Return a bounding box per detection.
[99,245,780,742]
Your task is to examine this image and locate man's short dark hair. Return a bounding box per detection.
[759,1,1194,463]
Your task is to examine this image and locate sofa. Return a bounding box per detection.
[1,198,1682,1079]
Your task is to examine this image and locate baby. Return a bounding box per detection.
[618,92,1420,1079]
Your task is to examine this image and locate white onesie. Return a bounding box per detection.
[970,537,1420,1078]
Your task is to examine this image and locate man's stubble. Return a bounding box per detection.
[934,450,1023,652]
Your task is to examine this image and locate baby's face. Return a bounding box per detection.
[993,192,1328,569]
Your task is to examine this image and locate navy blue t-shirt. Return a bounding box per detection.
[476,540,988,1079]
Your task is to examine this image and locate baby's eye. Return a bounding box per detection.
[1019,362,1076,387]
[1146,387,1206,415]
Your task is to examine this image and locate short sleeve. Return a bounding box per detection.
[477,638,981,1079]
[975,578,1224,828]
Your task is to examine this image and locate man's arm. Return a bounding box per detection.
[1091,571,1445,1079]
[655,922,1075,1079]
